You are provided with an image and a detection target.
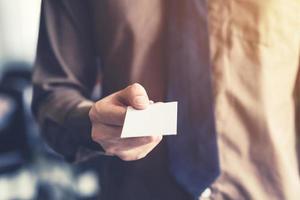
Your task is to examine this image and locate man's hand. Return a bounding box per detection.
[89,83,162,161]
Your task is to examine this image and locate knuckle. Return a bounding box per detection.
[91,130,99,141]
[117,151,148,161]
[151,136,162,143]
[88,107,98,122]
[143,136,159,143]
[105,147,116,156]
[89,102,105,122]
[129,83,143,94]
[117,153,130,161]
[91,129,106,142]
[117,153,135,161]
[94,101,105,115]
[135,153,147,160]
[148,137,157,143]
[131,83,142,89]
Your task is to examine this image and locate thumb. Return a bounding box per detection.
[117,83,149,109]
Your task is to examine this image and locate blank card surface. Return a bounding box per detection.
[121,102,178,138]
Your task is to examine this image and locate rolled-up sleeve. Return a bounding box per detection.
[32,0,99,160]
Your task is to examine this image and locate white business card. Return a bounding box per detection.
[121,102,178,138]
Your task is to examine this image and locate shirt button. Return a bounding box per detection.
[199,188,212,200]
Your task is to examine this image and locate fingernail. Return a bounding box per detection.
[134,96,148,106]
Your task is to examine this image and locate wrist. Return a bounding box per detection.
[65,100,102,151]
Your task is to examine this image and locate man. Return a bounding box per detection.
[32,0,300,199]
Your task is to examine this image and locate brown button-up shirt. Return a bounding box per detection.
[32,0,300,199]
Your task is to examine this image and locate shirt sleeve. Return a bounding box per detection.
[32,0,100,160]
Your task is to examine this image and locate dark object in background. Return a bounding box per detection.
[0,63,99,200]
[0,64,32,173]
[0,63,32,90]
[0,91,26,154]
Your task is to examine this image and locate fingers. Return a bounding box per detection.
[117,140,161,161]
[90,83,151,126]
[92,126,162,150]
[90,101,126,126]
[117,83,150,109]
[114,136,162,151]
[102,136,163,161]
[92,128,162,161]
[90,83,149,126]
[91,123,122,140]
[89,83,160,161]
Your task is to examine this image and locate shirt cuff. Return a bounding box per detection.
[64,100,104,152]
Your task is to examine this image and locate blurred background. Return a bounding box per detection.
[0,1,99,199]
[0,0,40,70]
